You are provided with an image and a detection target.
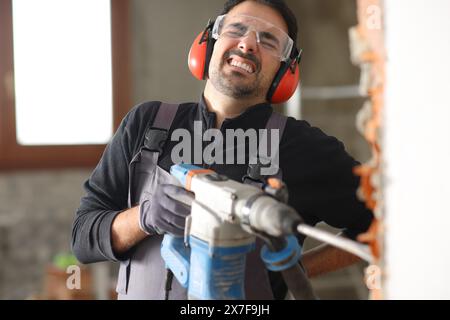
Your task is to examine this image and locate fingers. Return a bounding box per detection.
[161,194,191,218]
[155,219,185,236]
[161,208,187,229]
[162,184,193,196]
[162,184,195,207]
[159,184,193,218]
[157,209,186,236]
[163,225,185,237]
[147,184,194,236]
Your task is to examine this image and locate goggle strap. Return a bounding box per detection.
[289,48,303,73]
[199,19,214,45]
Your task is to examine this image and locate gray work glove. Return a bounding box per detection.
[139,184,194,237]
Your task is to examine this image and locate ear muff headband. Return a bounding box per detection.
[188,19,302,103]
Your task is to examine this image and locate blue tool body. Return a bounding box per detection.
[161,164,301,300]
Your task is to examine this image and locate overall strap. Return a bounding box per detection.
[153,103,179,129]
[265,111,287,153]
[244,111,288,184]
[143,102,180,153]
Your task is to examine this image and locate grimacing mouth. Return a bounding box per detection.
[222,51,260,75]
[226,57,255,74]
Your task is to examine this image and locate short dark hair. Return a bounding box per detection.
[220,0,298,47]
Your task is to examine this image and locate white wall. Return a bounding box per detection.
[384,0,450,299]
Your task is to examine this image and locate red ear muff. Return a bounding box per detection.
[188,32,209,80]
[189,20,215,80]
[267,49,302,104]
[269,63,300,104]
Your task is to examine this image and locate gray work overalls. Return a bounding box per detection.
[116,102,288,300]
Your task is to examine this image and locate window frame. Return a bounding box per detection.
[0,0,131,170]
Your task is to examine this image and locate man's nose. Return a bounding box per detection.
[238,31,259,54]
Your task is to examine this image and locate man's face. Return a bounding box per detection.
[208,1,289,101]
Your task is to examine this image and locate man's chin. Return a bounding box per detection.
[221,71,256,86]
[225,85,259,99]
[212,70,260,98]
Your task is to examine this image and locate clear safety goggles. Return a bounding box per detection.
[211,14,294,62]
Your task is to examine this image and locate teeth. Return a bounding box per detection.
[230,59,254,74]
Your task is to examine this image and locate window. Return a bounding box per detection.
[0,0,131,170]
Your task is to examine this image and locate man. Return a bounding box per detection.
[72,0,374,299]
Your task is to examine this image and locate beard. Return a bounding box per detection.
[209,50,266,99]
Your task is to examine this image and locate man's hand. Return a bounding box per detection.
[139,184,194,237]
[111,185,194,256]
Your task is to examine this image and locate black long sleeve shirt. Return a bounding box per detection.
[72,97,374,266]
